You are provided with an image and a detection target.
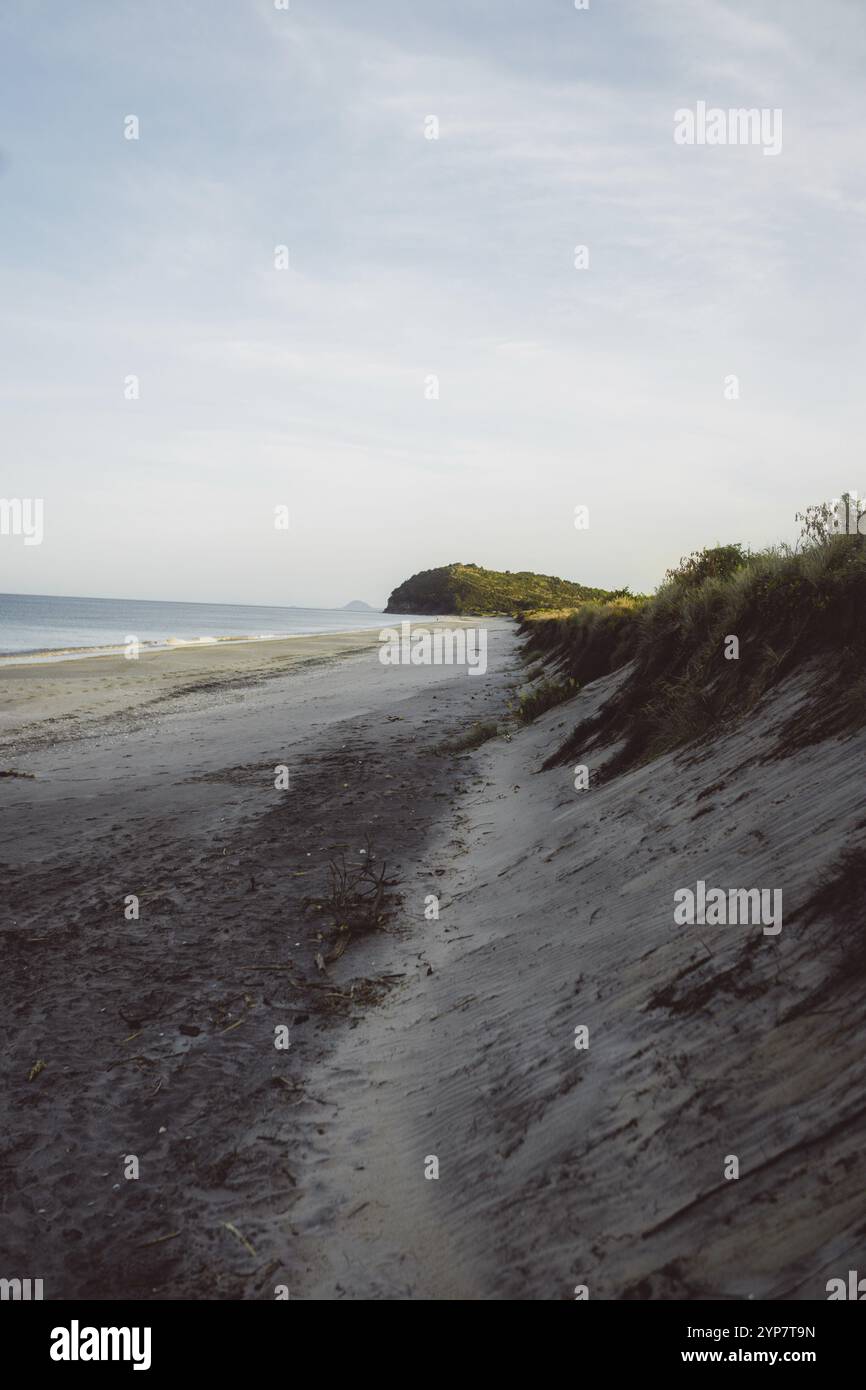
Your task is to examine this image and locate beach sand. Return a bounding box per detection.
[2,622,864,1299]
[294,662,866,1300]
[0,624,451,753]
[0,619,519,1298]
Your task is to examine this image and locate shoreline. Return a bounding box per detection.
[0,616,453,668]
[0,617,476,756]
[0,629,389,667]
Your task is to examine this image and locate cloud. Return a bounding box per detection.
[1,0,863,602]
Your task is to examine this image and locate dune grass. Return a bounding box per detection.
[438,720,500,753]
[516,676,579,723]
[519,530,866,774]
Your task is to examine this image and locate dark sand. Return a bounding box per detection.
[0,621,518,1298]
[3,622,865,1300]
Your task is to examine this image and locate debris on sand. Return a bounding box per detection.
[223,1222,256,1258]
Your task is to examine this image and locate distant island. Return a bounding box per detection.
[385,562,617,616]
[343,600,377,611]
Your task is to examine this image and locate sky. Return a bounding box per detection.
[1,0,865,608]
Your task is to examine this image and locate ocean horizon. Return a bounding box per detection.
[0,591,428,661]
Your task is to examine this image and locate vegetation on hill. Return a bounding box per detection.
[518,499,866,776]
[385,562,618,615]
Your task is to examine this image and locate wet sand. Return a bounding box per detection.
[0,624,461,753]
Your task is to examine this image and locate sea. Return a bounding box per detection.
[0,592,422,663]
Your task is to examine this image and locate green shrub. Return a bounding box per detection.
[663,543,748,589]
[516,677,579,723]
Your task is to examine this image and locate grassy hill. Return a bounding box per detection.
[385,562,615,615]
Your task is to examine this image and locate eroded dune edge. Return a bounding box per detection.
[290,622,864,1299]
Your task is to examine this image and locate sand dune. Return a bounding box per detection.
[288,647,866,1299]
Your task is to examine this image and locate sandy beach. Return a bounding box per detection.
[2,618,864,1299]
[0,619,518,1297]
[6,0,866,1342]
[305,662,866,1300]
[0,625,440,752]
